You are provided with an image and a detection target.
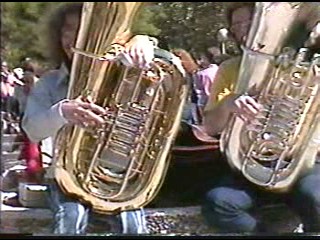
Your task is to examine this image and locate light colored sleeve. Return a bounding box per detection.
[204,58,240,113]
[204,66,231,113]
[22,75,68,143]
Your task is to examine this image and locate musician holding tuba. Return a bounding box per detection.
[22,3,157,235]
[202,2,320,233]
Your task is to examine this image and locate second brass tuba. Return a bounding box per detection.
[221,2,320,192]
[53,2,188,214]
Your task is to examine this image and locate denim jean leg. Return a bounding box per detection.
[120,208,149,234]
[202,185,256,233]
[290,164,320,232]
[48,181,90,234]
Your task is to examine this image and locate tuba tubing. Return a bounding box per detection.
[221,2,320,193]
[53,2,188,214]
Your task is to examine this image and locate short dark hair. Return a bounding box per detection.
[45,3,83,67]
[20,57,33,72]
[203,51,216,64]
[225,2,255,27]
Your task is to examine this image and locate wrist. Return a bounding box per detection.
[58,99,70,124]
[225,93,240,114]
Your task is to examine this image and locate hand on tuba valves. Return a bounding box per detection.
[226,93,263,123]
[65,35,157,128]
[60,96,107,128]
[72,35,156,69]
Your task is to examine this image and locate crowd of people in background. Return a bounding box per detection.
[1,58,45,182]
[1,58,43,125]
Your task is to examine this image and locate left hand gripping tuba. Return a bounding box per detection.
[221,2,320,192]
[53,2,188,214]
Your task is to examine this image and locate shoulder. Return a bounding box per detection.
[197,64,219,75]
[219,56,241,71]
[40,69,61,82]
[217,56,241,83]
[34,68,66,89]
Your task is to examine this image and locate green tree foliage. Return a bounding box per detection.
[151,2,228,55]
[132,4,161,36]
[133,2,235,55]
[1,2,160,68]
[2,2,234,68]
[1,2,67,68]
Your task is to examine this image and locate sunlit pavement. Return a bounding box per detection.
[0,191,302,236]
[0,133,303,235]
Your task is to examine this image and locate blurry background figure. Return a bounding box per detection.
[216,28,229,55]
[14,59,40,117]
[20,57,45,78]
[12,68,25,85]
[14,59,43,183]
[1,61,10,111]
[171,48,219,150]
[207,46,222,61]
[194,51,219,121]
[171,48,200,125]
[214,28,234,64]
[305,22,320,49]
[1,60,20,124]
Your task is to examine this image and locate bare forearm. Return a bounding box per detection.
[203,94,237,136]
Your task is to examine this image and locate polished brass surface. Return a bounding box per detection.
[54,2,188,214]
[221,2,320,192]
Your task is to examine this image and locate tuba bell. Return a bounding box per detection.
[53,2,188,214]
[221,2,320,192]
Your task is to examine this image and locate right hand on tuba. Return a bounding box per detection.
[61,96,107,128]
[122,35,156,69]
[231,94,262,123]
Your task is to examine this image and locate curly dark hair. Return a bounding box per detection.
[225,2,255,27]
[45,3,83,68]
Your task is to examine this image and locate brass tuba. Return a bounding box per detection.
[221,2,320,192]
[53,2,188,214]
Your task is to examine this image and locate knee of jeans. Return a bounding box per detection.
[302,190,320,211]
[205,187,251,211]
[297,178,320,208]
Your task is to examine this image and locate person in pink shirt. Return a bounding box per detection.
[194,52,219,121]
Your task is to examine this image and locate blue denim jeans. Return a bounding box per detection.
[202,163,320,233]
[47,180,149,234]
